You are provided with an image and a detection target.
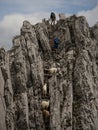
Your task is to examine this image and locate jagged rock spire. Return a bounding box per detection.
[0,15,98,130]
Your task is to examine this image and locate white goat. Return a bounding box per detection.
[59,13,66,20]
[45,67,58,74]
[43,83,47,97]
[41,100,49,109]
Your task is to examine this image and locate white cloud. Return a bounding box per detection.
[77,5,98,26]
[0,12,49,49]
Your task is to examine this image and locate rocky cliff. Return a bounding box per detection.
[0,15,98,130]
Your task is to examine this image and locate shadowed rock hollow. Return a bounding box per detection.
[0,15,98,130]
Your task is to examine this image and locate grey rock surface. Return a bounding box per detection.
[0,15,98,130]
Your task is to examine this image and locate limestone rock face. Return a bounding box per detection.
[0,15,98,130]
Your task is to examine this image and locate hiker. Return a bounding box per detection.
[53,37,60,49]
[50,12,56,25]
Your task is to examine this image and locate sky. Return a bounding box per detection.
[0,0,98,49]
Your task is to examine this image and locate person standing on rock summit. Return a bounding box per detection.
[50,12,56,25]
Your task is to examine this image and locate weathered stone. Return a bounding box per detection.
[0,15,98,130]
